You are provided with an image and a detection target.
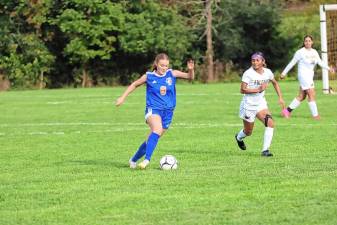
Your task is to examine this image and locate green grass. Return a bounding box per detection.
[0,81,336,225]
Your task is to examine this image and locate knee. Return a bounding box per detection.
[152,128,164,136]
[307,94,315,101]
[297,95,305,101]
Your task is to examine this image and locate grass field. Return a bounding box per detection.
[1,81,337,225]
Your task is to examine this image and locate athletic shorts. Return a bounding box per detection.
[298,76,315,90]
[145,107,174,129]
[239,100,268,123]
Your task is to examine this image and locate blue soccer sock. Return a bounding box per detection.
[131,141,146,162]
[145,132,160,161]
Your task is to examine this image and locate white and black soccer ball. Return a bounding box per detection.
[159,155,178,170]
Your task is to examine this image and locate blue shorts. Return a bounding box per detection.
[145,107,174,129]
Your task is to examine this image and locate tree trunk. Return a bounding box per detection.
[0,74,10,91]
[82,68,88,88]
[39,71,44,89]
[205,0,214,82]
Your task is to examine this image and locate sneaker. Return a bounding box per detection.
[235,134,246,150]
[281,108,291,118]
[261,150,273,157]
[129,159,137,169]
[313,115,321,120]
[138,159,150,169]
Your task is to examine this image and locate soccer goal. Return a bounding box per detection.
[320,4,337,94]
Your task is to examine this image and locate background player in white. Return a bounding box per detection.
[235,52,285,157]
[280,35,335,119]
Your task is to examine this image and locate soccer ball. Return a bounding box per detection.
[159,155,178,170]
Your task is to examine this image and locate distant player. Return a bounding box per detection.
[280,35,335,119]
[235,52,285,157]
[116,53,194,169]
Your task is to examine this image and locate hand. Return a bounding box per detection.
[329,67,335,74]
[187,59,194,70]
[115,97,125,107]
[259,82,268,92]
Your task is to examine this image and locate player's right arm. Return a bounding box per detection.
[240,82,267,94]
[115,74,147,107]
[240,71,267,94]
[280,51,300,79]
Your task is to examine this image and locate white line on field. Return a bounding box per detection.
[0,122,336,137]
[29,132,48,135]
[1,122,337,128]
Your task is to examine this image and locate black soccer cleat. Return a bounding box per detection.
[261,150,273,157]
[235,134,246,150]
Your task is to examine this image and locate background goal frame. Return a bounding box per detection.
[320,4,337,94]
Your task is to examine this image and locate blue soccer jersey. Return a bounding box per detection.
[146,69,176,110]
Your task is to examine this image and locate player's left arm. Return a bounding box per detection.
[172,59,195,80]
[270,78,285,109]
[315,51,335,73]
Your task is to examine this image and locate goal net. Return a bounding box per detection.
[320,4,337,94]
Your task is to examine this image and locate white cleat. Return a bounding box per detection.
[138,159,150,169]
[129,159,137,169]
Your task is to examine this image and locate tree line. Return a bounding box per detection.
[0,0,303,89]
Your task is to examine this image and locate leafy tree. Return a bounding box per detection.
[118,1,194,70]
[0,0,55,88]
[54,0,124,87]
[168,0,287,77]
[212,0,287,70]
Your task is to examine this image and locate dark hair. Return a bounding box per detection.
[302,35,314,47]
[152,53,169,71]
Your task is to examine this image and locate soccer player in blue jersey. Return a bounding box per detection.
[115,53,194,169]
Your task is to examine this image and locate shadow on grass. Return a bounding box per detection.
[56,159,128,169]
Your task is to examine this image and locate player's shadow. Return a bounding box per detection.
[56,159,127,169]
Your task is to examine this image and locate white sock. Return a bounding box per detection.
[289,98,301,110]
[308,101,319,117]
[262,127,274,151]
[236,129,247,141]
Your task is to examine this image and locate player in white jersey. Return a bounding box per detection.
[280,35,335,119]
[235,52,285,157]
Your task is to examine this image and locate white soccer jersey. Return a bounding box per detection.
[282,47,330,89]
[241,67,274,110]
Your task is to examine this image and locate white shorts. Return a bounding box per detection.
[239,100,268,123]
[298,76,314,90]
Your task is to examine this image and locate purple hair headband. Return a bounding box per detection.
[251,52,265,60]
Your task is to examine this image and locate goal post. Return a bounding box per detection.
[320,4,337,94]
